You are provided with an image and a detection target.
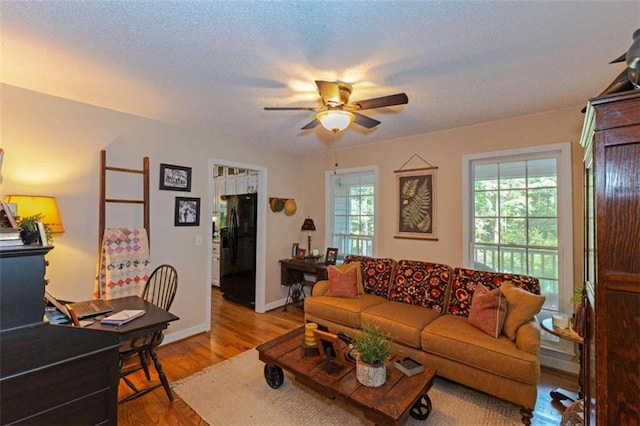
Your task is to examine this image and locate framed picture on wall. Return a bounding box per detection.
[394,167,438,240]
[174,197,200,226]
[160,163,192,192]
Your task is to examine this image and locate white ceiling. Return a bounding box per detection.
[2,1,638,154]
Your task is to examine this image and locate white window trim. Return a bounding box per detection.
[462,143,576,367]
[325,165,379,258]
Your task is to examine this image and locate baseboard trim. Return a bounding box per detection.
[163,323,210,345]
[264,298,287,312]
[541,350,579,375]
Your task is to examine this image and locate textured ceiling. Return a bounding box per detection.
[2,1,638,154]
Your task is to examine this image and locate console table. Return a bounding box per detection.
[279,259,328,311]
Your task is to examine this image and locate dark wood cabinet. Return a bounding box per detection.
[580,90,640,425]
[1,323,120,425]
[0,245,52,330]
[0,245,120,424]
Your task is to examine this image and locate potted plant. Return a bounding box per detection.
[571,284,585,336]
[354,323,392,387]
[17,214,52,245]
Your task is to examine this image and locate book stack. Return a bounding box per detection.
[0,227,23,247]
[100,309,145,325]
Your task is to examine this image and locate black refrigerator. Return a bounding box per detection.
[219,193,257,307]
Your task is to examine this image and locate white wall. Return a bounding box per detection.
[1,84,306,339]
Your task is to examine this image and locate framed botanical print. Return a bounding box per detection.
[394,167,438,240]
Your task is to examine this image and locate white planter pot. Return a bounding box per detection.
[356,359,386,387]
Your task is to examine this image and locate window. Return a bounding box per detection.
[325,167,377,259]
[463,143,574,354]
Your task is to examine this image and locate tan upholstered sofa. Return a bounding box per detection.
[304,255,543,424]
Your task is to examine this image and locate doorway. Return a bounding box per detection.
[206,159,267,328]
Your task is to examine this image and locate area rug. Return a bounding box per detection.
[172,349,521,425]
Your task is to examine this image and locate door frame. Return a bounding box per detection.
[206,158,267,327]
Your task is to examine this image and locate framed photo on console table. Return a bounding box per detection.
[160,163,192,192]
[394,167,438,240]
[325,247,338,265]
[174,197,200,226]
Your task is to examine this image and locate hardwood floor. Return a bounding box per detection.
[117,288,577,425]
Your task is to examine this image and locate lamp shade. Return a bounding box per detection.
[3,195,65,233]
[301,217,316,231]
[316,110,355,133]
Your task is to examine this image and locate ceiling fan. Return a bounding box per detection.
[264,80,408,133]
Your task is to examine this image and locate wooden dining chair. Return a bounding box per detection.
[119,264,178,401]
[141,264,178,363]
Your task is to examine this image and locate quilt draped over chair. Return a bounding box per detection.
[94,227,151,300]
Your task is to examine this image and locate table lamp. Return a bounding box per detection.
[301,217,316,256]
[3,195,65,234]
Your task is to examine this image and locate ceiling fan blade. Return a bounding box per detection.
[316,81,341,106]
[264,107,317,111]
[301,119,321,130]
[353,112,381,129]
[353,93,408,110]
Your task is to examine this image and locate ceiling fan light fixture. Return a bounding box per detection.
[316,110,355,133]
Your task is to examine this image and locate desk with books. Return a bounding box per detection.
[85,296,180,402]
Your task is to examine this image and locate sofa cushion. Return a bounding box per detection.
[361,301,441,349]
[421,315,539,384]
[446,268,541,317]
[501,281,546,340]
[344,255,397,298]
[303,294,386,329]
[388,260,451,312]
[468,283,507,338]
[325,264,359,298]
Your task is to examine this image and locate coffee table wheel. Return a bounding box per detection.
[410,394,432,420]
[263,364,284,389]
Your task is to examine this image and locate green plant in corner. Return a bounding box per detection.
[354,323,392,366]
[571,284,584,305]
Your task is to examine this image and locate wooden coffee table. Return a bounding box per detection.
[256,327,436,425]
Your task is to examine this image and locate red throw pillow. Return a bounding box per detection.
[468,283,507,338]
[325,264,359,298]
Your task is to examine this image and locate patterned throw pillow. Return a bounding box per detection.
[387,260,451,312]
[325,264,359,298]
[344,255,397,297]
[468,283,507,338]
[446,268,541,317]
[501,280,546,340]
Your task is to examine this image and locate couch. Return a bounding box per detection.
[304,255,544,424]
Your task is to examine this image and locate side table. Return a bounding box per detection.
[279,259,328,311]
[540,317,584,402]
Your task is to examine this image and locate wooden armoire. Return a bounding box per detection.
[580,90,640,425]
